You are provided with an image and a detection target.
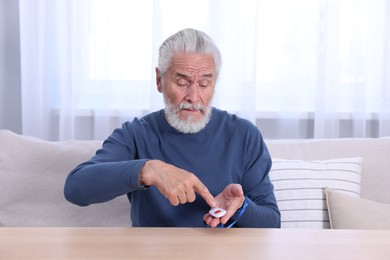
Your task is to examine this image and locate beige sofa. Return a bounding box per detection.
[1,129,389,228]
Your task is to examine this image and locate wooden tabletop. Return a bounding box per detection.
[1,227,390,259]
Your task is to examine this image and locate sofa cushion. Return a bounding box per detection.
[0,130,131,227]
[266,137,390,204]
[269,157,362,228]
[325,187,390,229]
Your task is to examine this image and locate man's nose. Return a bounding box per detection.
[185,85,200,102]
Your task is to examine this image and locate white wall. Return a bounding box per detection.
[0,0,22,133]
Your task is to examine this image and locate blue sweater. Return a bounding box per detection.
[64,108,280,227]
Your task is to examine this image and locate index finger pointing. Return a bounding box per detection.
[194,181,216,208]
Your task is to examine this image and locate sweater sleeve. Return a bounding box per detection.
[64,122,147,206]
[231,127,281,228]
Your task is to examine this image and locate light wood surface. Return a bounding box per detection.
[1,227,390,259]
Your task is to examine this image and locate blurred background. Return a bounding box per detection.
[1,0,389,140]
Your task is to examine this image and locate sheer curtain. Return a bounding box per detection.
[19,0,390,141]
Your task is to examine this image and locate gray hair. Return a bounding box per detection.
[158,28,222,79]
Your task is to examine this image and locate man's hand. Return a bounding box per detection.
[139,160,216,207]
[203,183,246,228]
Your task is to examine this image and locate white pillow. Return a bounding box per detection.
[325,187,390,229]
[269,157,362,228]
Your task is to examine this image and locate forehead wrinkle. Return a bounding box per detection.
[175,72,214,81]
[173,62,214,74]
[170,54,215,79]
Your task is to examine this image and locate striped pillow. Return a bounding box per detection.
[269,157,362,229]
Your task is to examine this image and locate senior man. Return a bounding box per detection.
[64,28,280,228]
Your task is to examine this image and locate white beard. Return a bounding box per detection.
[163,95,212,134]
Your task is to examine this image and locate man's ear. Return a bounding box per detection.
[155,67,163,93]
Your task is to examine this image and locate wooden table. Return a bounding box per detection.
[1,228,390,259]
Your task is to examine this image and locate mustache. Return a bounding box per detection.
[179,102,204,111]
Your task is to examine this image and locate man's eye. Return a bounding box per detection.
[177,79,189,87]
[199,80,210,88]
